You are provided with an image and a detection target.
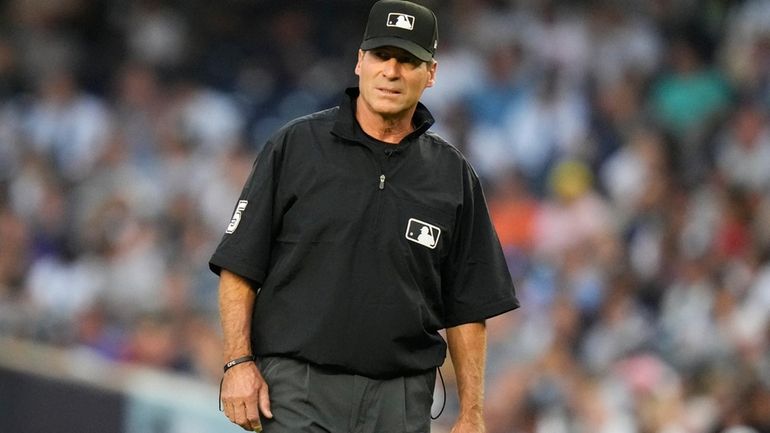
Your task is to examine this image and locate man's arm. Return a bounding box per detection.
[446,320,488,433]
[219,269,273,431]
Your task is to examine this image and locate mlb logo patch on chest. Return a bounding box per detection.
[405,218,441,249]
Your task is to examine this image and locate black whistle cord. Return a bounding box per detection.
[431,367,446,420]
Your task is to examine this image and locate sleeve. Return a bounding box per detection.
[208,138,285,287]
[441,164,520,328]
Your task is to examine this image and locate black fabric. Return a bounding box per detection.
[210,87,518,378]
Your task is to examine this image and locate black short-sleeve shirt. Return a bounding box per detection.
[210,88,518,378]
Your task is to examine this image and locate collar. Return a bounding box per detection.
[331,87,435,144]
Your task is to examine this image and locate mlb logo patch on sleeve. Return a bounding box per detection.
[405,218,441,249]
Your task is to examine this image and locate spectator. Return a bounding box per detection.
[715,101,770,192]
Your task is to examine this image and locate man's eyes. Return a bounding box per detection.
[373,51,421,66]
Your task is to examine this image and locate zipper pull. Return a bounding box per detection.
[379,174,386,190]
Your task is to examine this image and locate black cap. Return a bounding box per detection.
[360,0,438,62]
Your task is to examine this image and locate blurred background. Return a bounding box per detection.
[0,0,769,432]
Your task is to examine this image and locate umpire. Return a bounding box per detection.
[210,1,519,432]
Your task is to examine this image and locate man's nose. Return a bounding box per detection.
[382,58,401,77]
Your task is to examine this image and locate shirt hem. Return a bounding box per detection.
[443,297,520,328]
[209,253,266,288]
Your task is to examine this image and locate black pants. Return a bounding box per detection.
[259,357,436,433]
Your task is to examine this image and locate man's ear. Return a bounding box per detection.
[355,49,364,76]
[425,60,437,88]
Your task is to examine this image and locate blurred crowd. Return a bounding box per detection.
[1,0,770,432]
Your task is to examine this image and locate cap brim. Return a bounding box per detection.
[361,37,433,62]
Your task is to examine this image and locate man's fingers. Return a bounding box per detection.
[258,382,273,419]
[223,401,234,422]
[224,399,261,432]
[231,401,252,430]
[245,393,263,430]
[247,417,262,432]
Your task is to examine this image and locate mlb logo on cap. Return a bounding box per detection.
[387,13,415,30]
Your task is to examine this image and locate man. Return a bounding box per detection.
[210,1,519,432]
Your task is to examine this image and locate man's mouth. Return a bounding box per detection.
[377,87,401,95]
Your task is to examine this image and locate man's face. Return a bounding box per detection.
[355,47,437,119]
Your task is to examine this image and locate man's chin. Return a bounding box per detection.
[371,102,408,118]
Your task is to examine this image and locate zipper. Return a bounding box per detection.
[378,148,397,191]
[373,147,399,229]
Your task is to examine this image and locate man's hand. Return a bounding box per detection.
[221,361,273,431]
